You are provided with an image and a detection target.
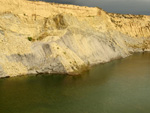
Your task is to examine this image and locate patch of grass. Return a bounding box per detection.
[27,37,33,41]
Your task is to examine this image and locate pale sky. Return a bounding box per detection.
[33,0,150,15]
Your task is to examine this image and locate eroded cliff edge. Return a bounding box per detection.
[0,0,150,78]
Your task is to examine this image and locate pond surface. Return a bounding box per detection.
[0,52,150,113]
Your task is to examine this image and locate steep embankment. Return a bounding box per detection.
[0,0,150,78]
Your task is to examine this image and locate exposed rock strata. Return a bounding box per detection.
[0,0,150,77]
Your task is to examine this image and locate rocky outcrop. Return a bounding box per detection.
[108,13,150,38]
[0,0,150,78]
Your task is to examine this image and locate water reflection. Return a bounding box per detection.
[0,52,150,113]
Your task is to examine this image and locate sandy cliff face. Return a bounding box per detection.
[0,0,150,78]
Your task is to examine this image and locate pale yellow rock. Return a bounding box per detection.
[0,56,27,76]
[2,61,27,77]
[50,42,86,74]
[108,13,150,38]
[0,0,149,77]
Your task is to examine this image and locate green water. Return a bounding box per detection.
[0,53,150,113]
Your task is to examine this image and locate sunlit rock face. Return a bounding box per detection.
[0,0,150,77]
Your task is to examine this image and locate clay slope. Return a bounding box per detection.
[0,0,150,78]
